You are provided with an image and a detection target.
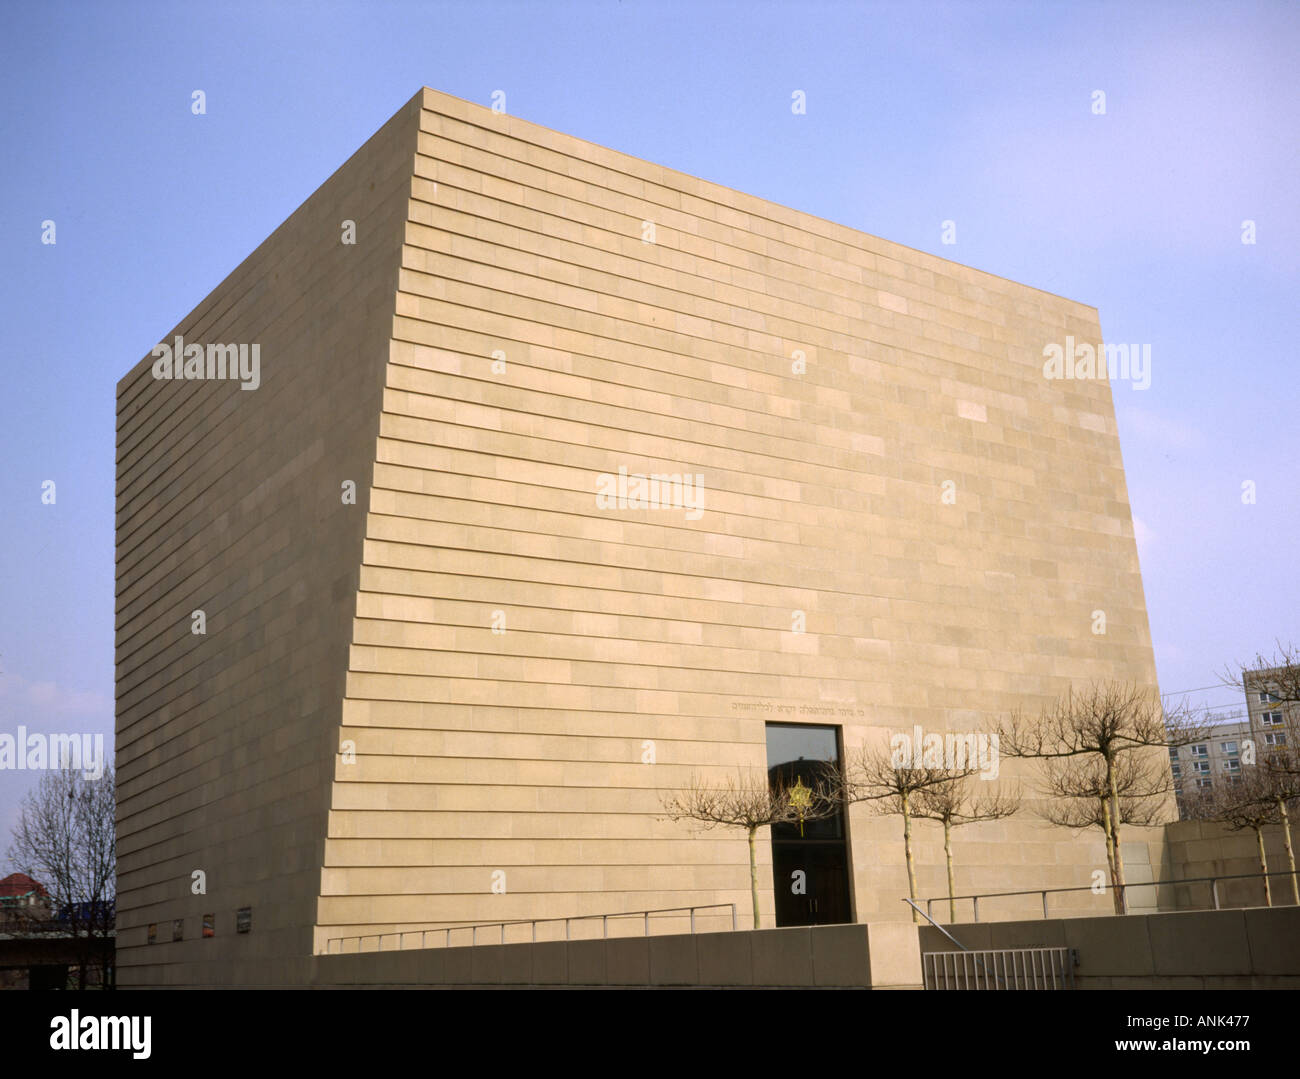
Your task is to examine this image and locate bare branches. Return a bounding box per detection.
[661,767,842,833]
[845,740,971,809]
[993,681,1190,914]
[1040,752,1170,831]
[1182,769,1279,832]
[661,766,843,928]
[997,681,1209,759]
[912,774,1021,828]
[7,762,116,988]
[843,739,997,922]
[911,771,1021,924]
[1219,641,1300,710]
[1182,766,1290,906]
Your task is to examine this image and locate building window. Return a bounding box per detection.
[1265,731,1288,747]
[1196,777,1213,789]
[1222,759,1240,773]
[1170,763,1181,777]
[1262,711,1283,726]
[1259,691,1280,704]
[1222,741,1238,757]
[1168,746,1179,760]
[1193,760,1210,774]
[1190,744,1208,757]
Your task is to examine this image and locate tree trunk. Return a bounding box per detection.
[1106,755,1128,914]
[1255,825,1272,907]
[747,827,761,929]
[1277,796,1299,906]
[902,791,918,923]
[944,817,956,923]
[1100,796,1121,914]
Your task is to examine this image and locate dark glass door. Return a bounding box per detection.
[765,723,853,927]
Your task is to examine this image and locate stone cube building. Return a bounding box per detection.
[115,87,1162,986]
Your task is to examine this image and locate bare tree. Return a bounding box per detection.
[912,776,1020,923]
[661,767,842,929]
[8,761,116,988]
[1215,644,1300,901]
[1196,750,1300,908]
[1221,643,1300,786]
[1253,740,1300,905]
[995,682,1207,913]
[1183,769,1283,907]
[844,742,977,922]
[1221,641,1300,710]
[1039,752,1170,907]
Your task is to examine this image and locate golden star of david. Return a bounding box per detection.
[789,775,813,836]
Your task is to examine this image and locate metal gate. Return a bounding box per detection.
[923,947,1076,989]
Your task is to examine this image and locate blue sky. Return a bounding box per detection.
[1,0,1297,847]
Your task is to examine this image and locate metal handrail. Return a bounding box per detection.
[905,897,1016,988]
[324,902,737,954]
[922,869,1300,922]
[902,897,969,952]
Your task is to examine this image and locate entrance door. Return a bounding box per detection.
[765,723,853,927]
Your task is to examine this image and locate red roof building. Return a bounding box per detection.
[0,872,50,900]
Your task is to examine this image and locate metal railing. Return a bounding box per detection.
[922,870,1300,923]
[324,903,737,955]
[923,947,1075,989]
[902,897,968,950]
[904,898,1075,990]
